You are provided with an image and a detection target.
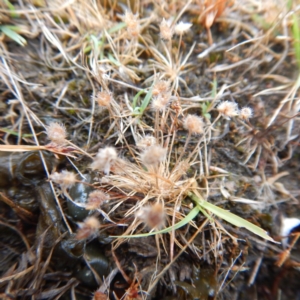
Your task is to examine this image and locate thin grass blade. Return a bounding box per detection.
[111,206,200,238]
[189,192,278,243]
[0,26,26,46]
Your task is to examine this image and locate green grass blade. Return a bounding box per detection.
[111,206,200,238]
[84,35,104,54]
[83,45,92,54]
[197,203,213,221]
[0,128,33,137]
[140,87,153,112]
[132,89,145,110]
[188,192,278,243]
[132,86,153,117]
[108,53,121,66]
[211,77,217,98]
[287,0,293,10]
[292,13,300,70]
[108,22,126,34]
[0,26,26,46]
[4,0,19,18]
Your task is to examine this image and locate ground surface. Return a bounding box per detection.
[0,1,300,299]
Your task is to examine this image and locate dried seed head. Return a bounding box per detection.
[174,21,192,35]
[93,291,108,300]
[217,101,239,119]
[160,18,173,40]
[135,203,165,229]
[86,190,110,210]
[46,122,67,145]
[49,170,76,190]
[239,107,253,120]
[124,11,140,37]
[95,91,112,107]
[151,92,171,111]
[90,147,117,175]
[183,114,204,134]
[153,80,170,96]
[136,135,157,148]
[76,216,100,240]
[170,100,182,115]
[141,145,167,166]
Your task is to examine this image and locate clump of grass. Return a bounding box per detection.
[1,0,300,299]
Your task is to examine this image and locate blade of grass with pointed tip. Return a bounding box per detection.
[132,86,153,117]
[188,192,278,243]
[0,26,26,46]
[132,89,145,110]
[139,86,153,114]
[110,206,200,238]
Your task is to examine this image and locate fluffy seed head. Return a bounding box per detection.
[160,18,173,40]
[135,203,165,229]
[136,135,157,148]
[141,145,167,166]
[90,147,117,175]
[95,91,112,107]
[151,92,171,111]
[124,11,140,37]
[183,114,204,134]
[86,190,110,210]
[49,170,76,190]
[46,122,67,145]
[76,216,100,240]
[174,21,192,35]
[239,107,253,120]
[153,80,170,96]
[217,101,239,119]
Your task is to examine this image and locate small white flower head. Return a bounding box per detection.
[90,147,118,175]
[46,122,67,145]
[217,101,239,119]
[152,80,170,96]
[76,216,100,240]
[141,145,167,166]
[183,114,204,135]
[50,170,76,190]
[94,91,113,107]
[151,92,171,111]
[86,190,110,210]
[136,135,157,148]
[160,18,173,40]
[239,107,253,120]
[280,217,300,248]
[124,11,140,37]
[174,21,192,35]
[135,203,165,229]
